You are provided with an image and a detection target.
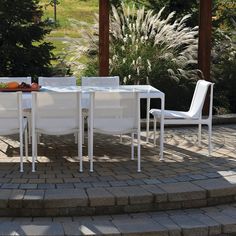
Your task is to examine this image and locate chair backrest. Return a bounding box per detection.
[81,76,120,87]
[0,77,31,84]
[0,92,22,130]
[188,80,214,118]
[32,91,81,133]
[38,77,77,86]
[91,91,140,134]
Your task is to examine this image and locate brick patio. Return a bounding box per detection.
[0,124,235,217]
[1,124,236,234]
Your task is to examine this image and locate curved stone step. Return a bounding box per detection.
[1,175,236,217]
[0,204,236,235]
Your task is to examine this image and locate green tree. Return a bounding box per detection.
[140,0,199,26]
[0,0,54,77]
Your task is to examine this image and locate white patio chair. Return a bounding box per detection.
[0,77,31,84]
[0,92,28,172]
[38,76,77,86]
[149,80,214,156]
[88,91,141,172]
[37,76,77,143]
[31,91,82,172]
[81,76,120,87]
[81,76,120,142]
[0,77,32,144]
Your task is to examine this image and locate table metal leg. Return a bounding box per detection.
[146,98,150,143]
[160,95,165,160]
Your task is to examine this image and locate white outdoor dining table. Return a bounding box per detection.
[22,85,165,160]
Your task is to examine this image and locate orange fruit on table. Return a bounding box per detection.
[7,81,20,89]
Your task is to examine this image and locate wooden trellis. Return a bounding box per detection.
[99,0,212,82]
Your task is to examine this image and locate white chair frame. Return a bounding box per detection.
[150,80,214,156]
[81,76,120,87]
[81,76,120,143]
[38,76,77,86]
[31,91,82,172]
[0,92,28,172]
[88,91,141,172]
[0,77,31,84]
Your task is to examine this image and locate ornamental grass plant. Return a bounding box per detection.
[110,3,201,110]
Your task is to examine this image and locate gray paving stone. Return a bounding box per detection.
[44,189,88,208]
[193,178,236,197]
[19,184,37,190]
[141,184,168,202]
[205,211,236,234]
[188,213,221,235]
[152,216,181,236]
[91,181,111,188]
[74,183,92,189]
[170,214,208,236]
[157,182,206,202]
[37,183,56,189]
[0,189,12,208]
[20,223,64,236]
[120,186,153,205]
[1,183,20,189]
[63,221,120,235]
[9,189,25,208]
[23,190,45,208]
[33,217,53,223]
[0,222,25,235]
[56,183,75,189]
[106,187,129,205]
[113,218,168,236]
[109,181,128,187]
[143,178,162,184]
[87,187,115,206]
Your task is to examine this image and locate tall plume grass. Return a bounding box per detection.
[110,3,201,85]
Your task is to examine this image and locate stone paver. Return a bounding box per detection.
[0,204,233,235]
[44,189,88,208]
[0,125,236,217]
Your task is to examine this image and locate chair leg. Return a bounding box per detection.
[153,117,157,146]
[32,131,36,172]
[208,123,212,156]
[88,127,93,173]
[78,131,83,172]
[82,115,85,145]
[74,133,78,144]
[20,131,24,172]
[24,128,28,159]
[131,133,134,160]
[198,124,202,146]
[28,116,32,145]
[137,132,141,172]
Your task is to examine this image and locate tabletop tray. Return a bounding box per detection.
[0,86,41,92]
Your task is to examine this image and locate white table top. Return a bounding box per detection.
[22,85,164,109]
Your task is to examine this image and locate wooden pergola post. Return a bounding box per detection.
[99,0,213,80]
[99,0,109,76]
[198,0,212,82]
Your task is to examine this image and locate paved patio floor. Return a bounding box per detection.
[1,124,236,234]
[0,124,235,189]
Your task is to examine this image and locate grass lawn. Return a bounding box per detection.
[40,0,98,37]
[39,0,98,76]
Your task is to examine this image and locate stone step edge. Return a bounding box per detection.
[1,204,236,236]
[0,177,236,216]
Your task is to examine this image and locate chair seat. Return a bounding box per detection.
[0,118,27,135]
[36,118,79,135]
[149,109,197,119]
[94,118,137,135]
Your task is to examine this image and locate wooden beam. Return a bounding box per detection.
[99,0,109,76]
[198,0,212,81]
